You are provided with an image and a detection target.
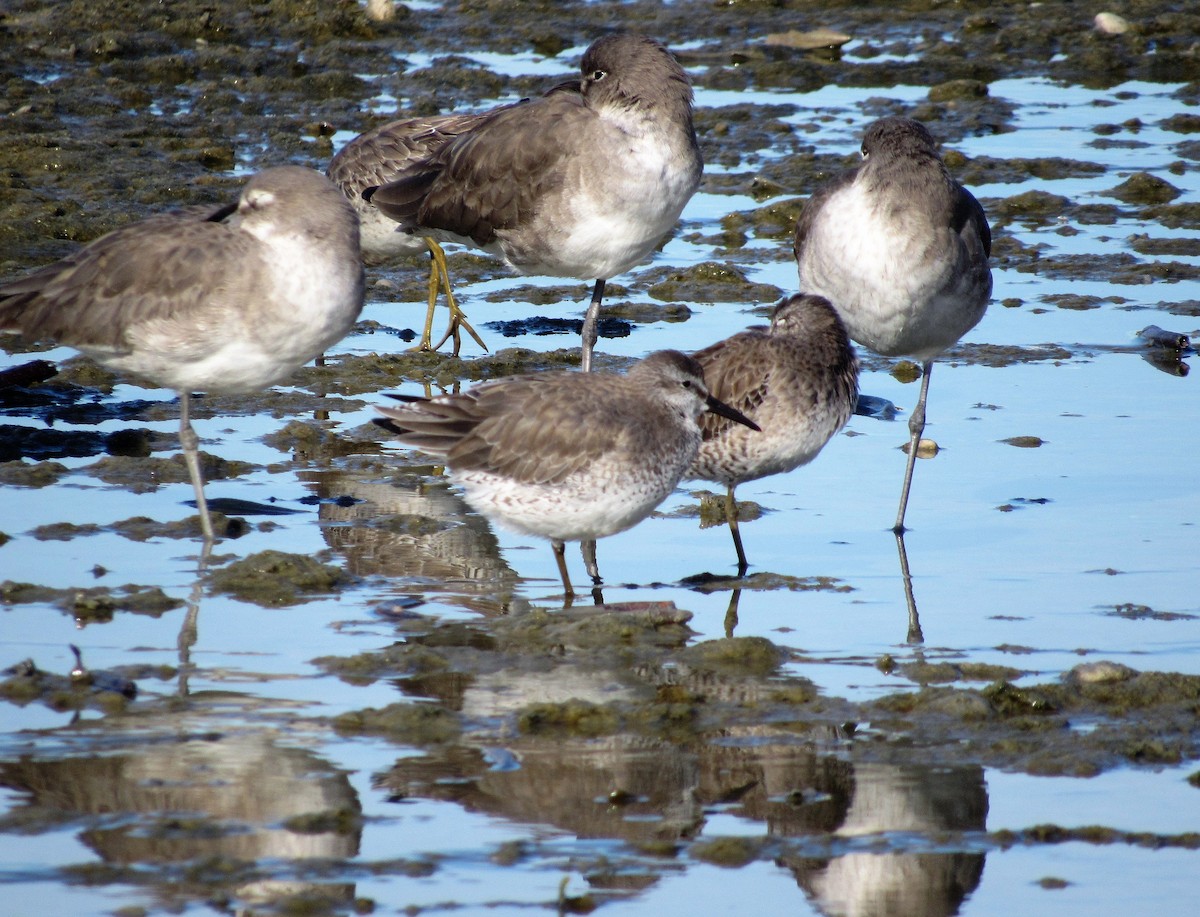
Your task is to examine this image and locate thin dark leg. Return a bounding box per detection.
[723,587,742,638]
[579,279,605,373]
[552,539,575,601]
[894,529,923,644]
[179,392,215,542]
[893,360,934,534]
[726,484,749,576]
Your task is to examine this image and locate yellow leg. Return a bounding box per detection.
[416,239,488,356]
[416,243,440,351]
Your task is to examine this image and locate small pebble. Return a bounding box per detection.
[764,28,852,51]
[1067,661,1137,684]
[366,0,395,22]
[1094,12,1131,35]
[902,438,940,458]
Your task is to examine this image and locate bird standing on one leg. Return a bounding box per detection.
[329,106,526,356]
[363,32,702,374]
[373,350,759,601]
[0,166,365,542]
[688,294,858,574]
[794,116,992,532]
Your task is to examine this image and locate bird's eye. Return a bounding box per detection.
[591,69,607,82]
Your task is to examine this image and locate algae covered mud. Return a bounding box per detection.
[2,1,1200,914]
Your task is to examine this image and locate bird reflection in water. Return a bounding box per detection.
[0,733,361,911]
[311,467,523,615]
[376,718,987,915]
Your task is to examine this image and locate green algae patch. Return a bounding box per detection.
[30,521,104,541]
[111,512,251,542]
[959,662,1028,682]
[644,261,783,304]
[992,190,1073,224]
[678,637,786,678]
[84,453,256,490]
[314,643,450,685]
[1142,202,1200,230]
[0,581,181,621]
[1055,670,1200,713]
[0,460,69,488]
[262,419,382,461]
[983,681,1059,716]
[330,346,583,393]
[691,491,763,529]
[890,360,923,383]
[768,679,819,705]
[1129,235,1200,257]
[333,702,460,745]
[483,282,594,306]
[721,197,807,243]
[680,571,851,594]
[516,700,620,738]
[873,686,995,722]
[206,550,348,606]
[282,807,363,836]
[901,661,971,685]
[602,300,694,324]
[498,603,694,654]
[1043,293,1104,311]
[928,78,989,102]
[1105,171,1181,204]
[690,835,764,868]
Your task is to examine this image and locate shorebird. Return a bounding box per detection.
[688,294,859,574]
[0,166,365,541]
[373,350,759,599]
[794,116,992,532]
[328,109,494,355]
[328,81,580,356]
[364,32,703,373]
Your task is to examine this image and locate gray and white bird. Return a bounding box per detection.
[0,166,365,541]
[794,116,992,531]
[328,107,511,355]
[364,33,702,373]
[374,350,758,599]
[688,294,859,573]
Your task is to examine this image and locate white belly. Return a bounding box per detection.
[800,183,988,360]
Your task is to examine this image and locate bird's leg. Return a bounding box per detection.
[581,539,601,584]
[893,360,934,534]
[726,484,749,576]
[179,392,215,543]
[552,539,575,602]
[579,279,605,373]
[579,539,605,604]
[177,539,213,698]
[423,239,487,356]
[724,587,742,638]
[416,241,441,352]
[894,529,923,644]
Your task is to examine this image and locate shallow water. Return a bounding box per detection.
[2,7,1200,916]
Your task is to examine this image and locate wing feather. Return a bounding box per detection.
[0,204,260,350]
[377,371,625,485]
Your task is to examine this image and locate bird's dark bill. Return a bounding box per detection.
[706,395,761,431]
